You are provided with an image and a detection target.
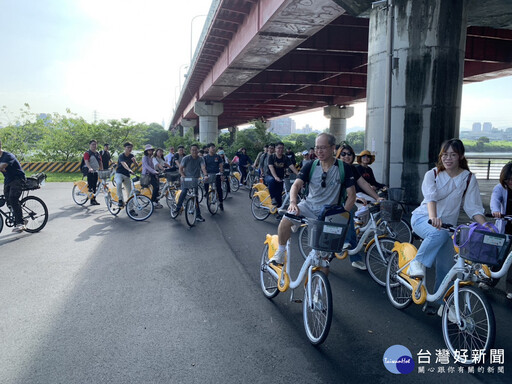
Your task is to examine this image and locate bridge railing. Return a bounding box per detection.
[466,154,511,180]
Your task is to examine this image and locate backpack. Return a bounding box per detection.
[80,150,95,176]
[309,159,347,205]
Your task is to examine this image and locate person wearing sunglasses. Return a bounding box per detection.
[268,133,356,266]
[337,144,384,270]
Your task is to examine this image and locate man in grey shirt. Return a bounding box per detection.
[269,133,356,266]
[173,144,208,222]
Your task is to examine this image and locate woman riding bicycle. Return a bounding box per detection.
[337,144,384,270]
[489,161,512,299]
[408,138,487,313]
[142,144,163,209]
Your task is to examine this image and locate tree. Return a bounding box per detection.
[345,131,365,154]
[143,123,169,149]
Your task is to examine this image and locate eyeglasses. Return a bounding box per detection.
[315,145,331,152]
[321,171,327,188]
[340,152,352,157]
[441,153,458,159]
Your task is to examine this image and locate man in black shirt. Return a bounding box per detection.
[115,142,138,208]
[100,144,111,170]
[203,143,225,211]
[264,141,298,208]
[0,139,26,232]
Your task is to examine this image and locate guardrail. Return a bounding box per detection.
[20,162,143,173]
[466,153,511,180]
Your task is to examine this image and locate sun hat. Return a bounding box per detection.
[144,144,155,151]
[356,150,375,165]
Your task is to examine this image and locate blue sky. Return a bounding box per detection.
[1,0,511,131]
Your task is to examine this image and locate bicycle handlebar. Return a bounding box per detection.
[485,213,512,221]
[427,219,455,230]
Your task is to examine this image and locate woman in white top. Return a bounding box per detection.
[408,139,487,295]
[153,148,169,172]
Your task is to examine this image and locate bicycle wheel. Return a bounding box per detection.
[251,195,270,221]
[366,238,396,286]
[230,175,240,192]
[197,185,204,204]
[259,244,279,299]
[21,196,49,233]
[385,252,412,309]
[126,195,153,221]
[221,180,229,199]
[105,192,121,216]
[184,197,197,227]
[298,225,312,260]
[166,190,177,210]
[383,219,412,243]
[207,190,219,215]
[442,285,495,366]
[246,174,254,190]
[72,183,89,205]
[303,270,332,345]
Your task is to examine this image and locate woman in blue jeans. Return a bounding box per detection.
[408,139,487,314]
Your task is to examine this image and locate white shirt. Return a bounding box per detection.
[164,153,174,166]
[412,168,484,225]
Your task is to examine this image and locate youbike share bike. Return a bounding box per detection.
[170,177,202,227]
[104,174,154,221]
[205,173,223,215]
[72,167,116,205]
[251,175,297,221]
[0,173,48,234]
[385,221,505,365]
[259,206,350,345]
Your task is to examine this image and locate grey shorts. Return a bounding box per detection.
[283,201,319,231]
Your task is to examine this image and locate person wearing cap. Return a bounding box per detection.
[142,144,163,209]
[355,150,386,200]
[301,150,311,168]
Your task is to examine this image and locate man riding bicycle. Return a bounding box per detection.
[269,133,356,266]
[203,143,225,211]
[172,144,209,222]
[115,142,138,208]
[0,139,27,232]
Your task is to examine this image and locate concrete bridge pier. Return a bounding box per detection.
[366,0,468,204]
[181,119,197,138]
[323,105,354,144]
[194,101,224,144]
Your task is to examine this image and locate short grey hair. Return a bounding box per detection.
[316,132,336,147]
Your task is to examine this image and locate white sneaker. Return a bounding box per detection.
[153,202,163,209]
[343,242,352,250]
[408,260,426,278]
[506,293,512,300]
[352,261,367,270]
[268,249,285,265]
[438,304,457,323]
[478,282,490,291]
[12,224,25,233]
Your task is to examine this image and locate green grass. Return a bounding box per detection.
[0,172,83,183]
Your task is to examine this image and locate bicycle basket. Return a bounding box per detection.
[307,218,348,253]
[165,171,180,182]
[206,174,217,184]
[98,170,111,180]
[182,177,198,189]
[456,226,511,266]
[140,174,151,187]
[387,187,404,202]
[22,173,46,190]
[379,200,402,222]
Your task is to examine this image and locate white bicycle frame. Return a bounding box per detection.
[394,255,478,325]
[266,240,327,307]
[346,210,386,259]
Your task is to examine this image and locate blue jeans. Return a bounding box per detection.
[411,213,455,294]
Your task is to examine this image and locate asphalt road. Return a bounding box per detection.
[0,182,511,384]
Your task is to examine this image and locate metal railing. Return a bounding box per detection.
[466,153,511,180]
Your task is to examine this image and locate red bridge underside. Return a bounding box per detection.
[177,2,512,129]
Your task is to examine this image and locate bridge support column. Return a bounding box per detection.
[194,102,224,143]
[323,106,354,143]
[181,119,197,137]
[366,0,468,204]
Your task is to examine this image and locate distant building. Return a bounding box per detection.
[268,117,296,136]
[483,122,492,132]
[472,122,481,133]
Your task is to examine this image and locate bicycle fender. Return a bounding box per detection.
[393,242,417,270]
[442,281,473,302]
[252,183,267,192]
